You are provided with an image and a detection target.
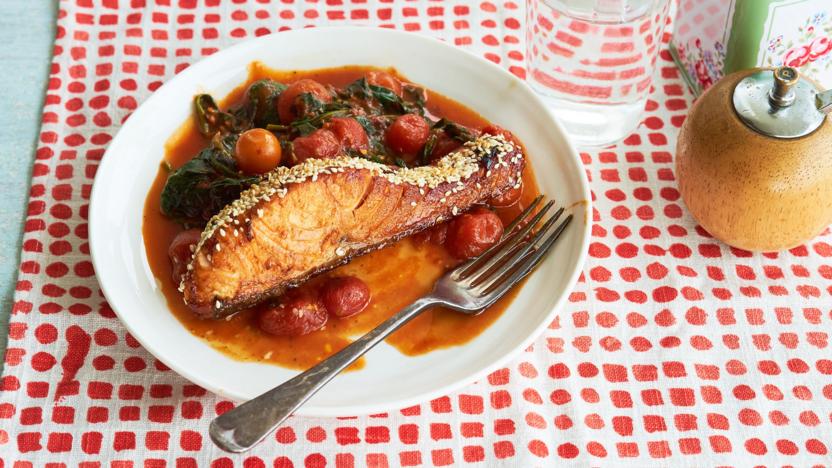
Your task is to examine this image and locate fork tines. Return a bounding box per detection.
[455,196,573,303]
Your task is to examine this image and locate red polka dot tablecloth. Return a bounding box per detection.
[3,0,832,466]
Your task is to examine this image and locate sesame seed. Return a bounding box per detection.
[440,198,446,204]
[215,300,222,308]
[256,209,264,217]
[410,201,416,207]
[335,247,347,257]
[215,243,221,252]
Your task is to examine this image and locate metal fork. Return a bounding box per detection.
[209,196,572,453]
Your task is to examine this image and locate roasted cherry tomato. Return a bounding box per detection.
[326,117,369,152]
[489,183,523,208]
[412,222,449,246]
[366,70,403,97]
[258,292,328,337]
[386,114,430,157]
[292,128,341,163]
[320,276,371,318]
[168,228,201,285]
[481,124,520,146]
[277,79,332,123]
[235,128,282,174]
[445,207,504,259]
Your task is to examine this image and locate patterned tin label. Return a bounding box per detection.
[671,0,832,94]
[759,0,832,86]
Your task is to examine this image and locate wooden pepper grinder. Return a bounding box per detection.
[676,67,832,252]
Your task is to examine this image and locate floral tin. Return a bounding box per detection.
[671,0,832,95]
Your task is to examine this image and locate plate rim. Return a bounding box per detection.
[89,26,591,416]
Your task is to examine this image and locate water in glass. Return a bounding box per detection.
[526,0,671,146]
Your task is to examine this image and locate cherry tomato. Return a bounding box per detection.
[235,128,282,174]
[429,134,462,162]
[277,79,332,123]
[481,124,520,146]
[489,183,523,207]
[326,117,369,151]
[168,228,201,285]
[412,222,448,246]
[320,276,371,318]
[366,70,403,97]
[257,291,328,337]
[292,128,341,163]
[386,114,430,157]
[445,207,504,259]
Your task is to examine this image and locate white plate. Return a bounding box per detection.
[89,27,590,416]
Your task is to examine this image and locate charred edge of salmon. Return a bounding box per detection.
[180,133,522,318]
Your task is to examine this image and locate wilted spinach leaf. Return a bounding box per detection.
[246,79,287,126]
[432,118,476,142]
[419,133,438,165]
[194,94,248,138]
[343,77,373,101]
[160,134,258,225]
[418,119,476,165]
[343,78,424,115]
[266,102,351,137]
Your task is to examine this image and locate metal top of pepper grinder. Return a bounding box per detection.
[732,66,832,139]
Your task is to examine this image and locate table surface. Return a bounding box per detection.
[0,1,58,365]
[6,2,832,464]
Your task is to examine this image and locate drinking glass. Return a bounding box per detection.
[526,0,672,146]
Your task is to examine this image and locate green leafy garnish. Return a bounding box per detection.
[194,94,248,138]
[419,133,438,165]
[432,118,476,142]
[160,134,258,225]
[342,78,425,115]
[246,79,287,126]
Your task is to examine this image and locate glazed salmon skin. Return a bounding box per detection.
[181,134,525,318]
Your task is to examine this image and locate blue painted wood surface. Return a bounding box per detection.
[0,1,58,362]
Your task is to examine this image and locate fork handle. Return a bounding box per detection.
[209,296,437,453]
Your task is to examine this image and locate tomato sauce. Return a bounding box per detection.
[142,63,541,370]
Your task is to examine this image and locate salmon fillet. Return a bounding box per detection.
[181,134,525,318]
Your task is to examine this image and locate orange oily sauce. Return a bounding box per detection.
[142,64,541,370]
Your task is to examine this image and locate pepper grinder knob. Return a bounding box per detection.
[769,66,799,108]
